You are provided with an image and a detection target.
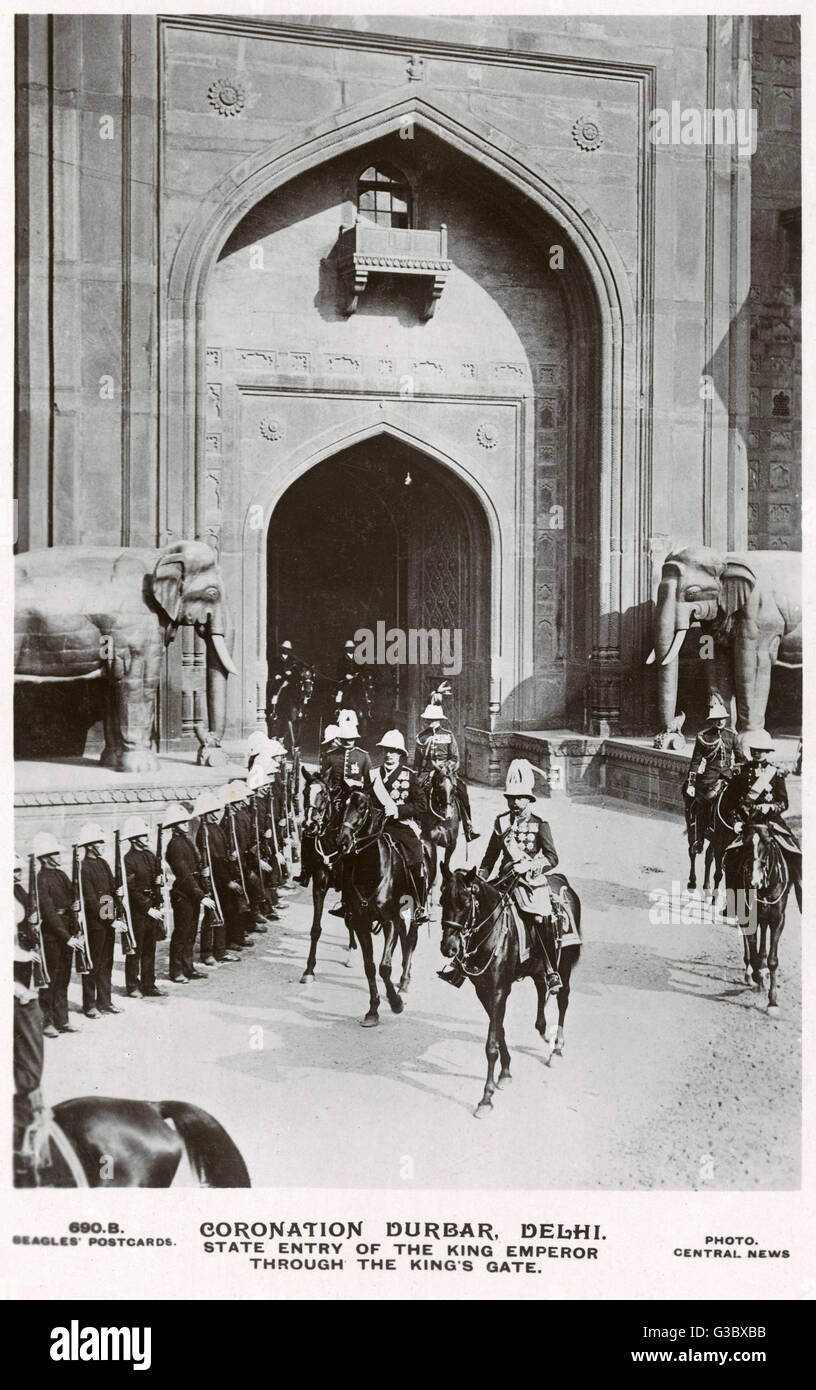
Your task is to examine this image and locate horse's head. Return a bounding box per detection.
[302,769,331,835]
[338,789,372,854]
[299,666,315,703]
[440,866,478,957]
[429,765,456,819]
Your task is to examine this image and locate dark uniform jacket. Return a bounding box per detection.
[80,852,117,931]
[165,830,206,910]
[324,744,373,799]
[36,865,77,943]
[197,820,235,902]
[124,844,160,918]
[14,882,33,988]
[686,725,743,798]
[479,811,558,880]
[319,740,340,773]
[373,763,428,822]
[721,762,790,823]
[414,726,460,775]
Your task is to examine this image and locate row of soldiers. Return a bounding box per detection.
[14,739,298,1039]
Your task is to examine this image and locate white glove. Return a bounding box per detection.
[259,859,273,873]
[148,908,164,921]
[201,896,215,911]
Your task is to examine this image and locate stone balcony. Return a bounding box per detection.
[336,219,451,319]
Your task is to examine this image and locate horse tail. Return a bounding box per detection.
[158,1101,251,1188]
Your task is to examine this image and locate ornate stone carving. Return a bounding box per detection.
[336,220,450,318]
[572,115,604,151]
[326,354,362,375]
[207,384,222,420]
[239,349,277,370]
[208,76,247,118]
[491,361,526,382]
[476,422,499,449]
[205,348,222,369]
[259,416,285,443]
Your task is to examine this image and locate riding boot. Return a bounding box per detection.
[463,814,480,843]
[437,960,466,988]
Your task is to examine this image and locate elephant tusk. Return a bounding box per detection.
[209,631,238,676]
[660,630,687,666]
[645,648,656,665]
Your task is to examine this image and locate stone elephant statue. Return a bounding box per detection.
[647,545,801,742]
[15,540,237,772]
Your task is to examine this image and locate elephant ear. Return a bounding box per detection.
[720,557,757,620]
[151,548,186,625]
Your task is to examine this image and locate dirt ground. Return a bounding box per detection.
[42,787,801,1191]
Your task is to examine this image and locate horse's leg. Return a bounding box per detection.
[552,951,575,1055]
[473,977,508,1117]
[378,916,404,1015]
[687,842,697,892]
[300,869,326,983]
[703,837,715,893]
[757,919,770,993]
[398,911,419,994]
[357,922,381,1028]
[766,912,784,1013]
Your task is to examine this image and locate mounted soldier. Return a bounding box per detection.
[335,638,359,683]
[326,709,373,918]
[720,730,802,910]
[370,729,430,925]
[318,723,340,772]
[682,694,745,891]
[413,699,479,843]
[441,760,561,993]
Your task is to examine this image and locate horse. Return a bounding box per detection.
[684,783,732,893]
[440,867,582,1116]
[269,665,315,750]
[723,824,793,1011]
[336,790,425,1023]
[421,765,461,892]
[16,1097,251,1187]
[299,768,356,981]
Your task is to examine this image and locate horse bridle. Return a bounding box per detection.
[442,876,514,976]
[428,769,454,822]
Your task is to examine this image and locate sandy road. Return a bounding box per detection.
[43,788,801,1190]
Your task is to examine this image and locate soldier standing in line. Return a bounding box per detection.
[195,789,247,960]
[13,852,45,1184]
[32,832,82,1036]
[223,780,270,935]
[122,816,166,998]
[75,823,121,1019]
[163,802,214,980]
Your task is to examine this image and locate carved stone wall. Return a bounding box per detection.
[749,16,801,551]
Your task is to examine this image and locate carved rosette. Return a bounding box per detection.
[476,422,499,449]
[259,416,285,443]
[208,76,247,118]
[572,116,604,152]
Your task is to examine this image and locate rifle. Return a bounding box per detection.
[70,845,93,976]
[200,821,225,927]
[24,854,50,988]
[154,824,172,941]
[113,830,137,957]
[251,792,268,902]
[284,764,301,868]
[227,803,251,909]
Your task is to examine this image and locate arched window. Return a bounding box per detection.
[356,164,413,229]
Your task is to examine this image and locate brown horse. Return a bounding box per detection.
[440,867,581,1116]
[299,768,355,982]
[17,1097,250,1187]
[684,784,731,893]
[337,790,423,1024]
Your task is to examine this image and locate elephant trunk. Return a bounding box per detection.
[647,574,690,729]
[205,603,237,741]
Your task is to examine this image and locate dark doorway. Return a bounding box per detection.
[266,436,490,755]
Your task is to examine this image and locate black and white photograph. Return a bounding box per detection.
[4,2,811,1306]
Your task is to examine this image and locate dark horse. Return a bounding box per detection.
[337,790,425,1024]
[18,1097,251,1187]
[440,867,581,1116]
[684,783,731,893]
[422,766,461,892]
[269,666,315,750]
[299,768,356,981]
[723,825,793,1011]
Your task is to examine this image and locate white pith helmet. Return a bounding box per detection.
[504,759,537,800]
[421,702,447,722]
[266,739,287,758]
[337,709,359,738]
[223,779,249,805]
[76,821,107,848]
[162,802,190,829]
[377,729,407,754]
[193,789,222,819]
[748,729,775,753]
[322,724,339,745]
[707,695,729,722]
[122,816,150,842]
[280,640,293,651]
[246,766,266,793]
[32,831,62,860]
[246,730,268,759]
